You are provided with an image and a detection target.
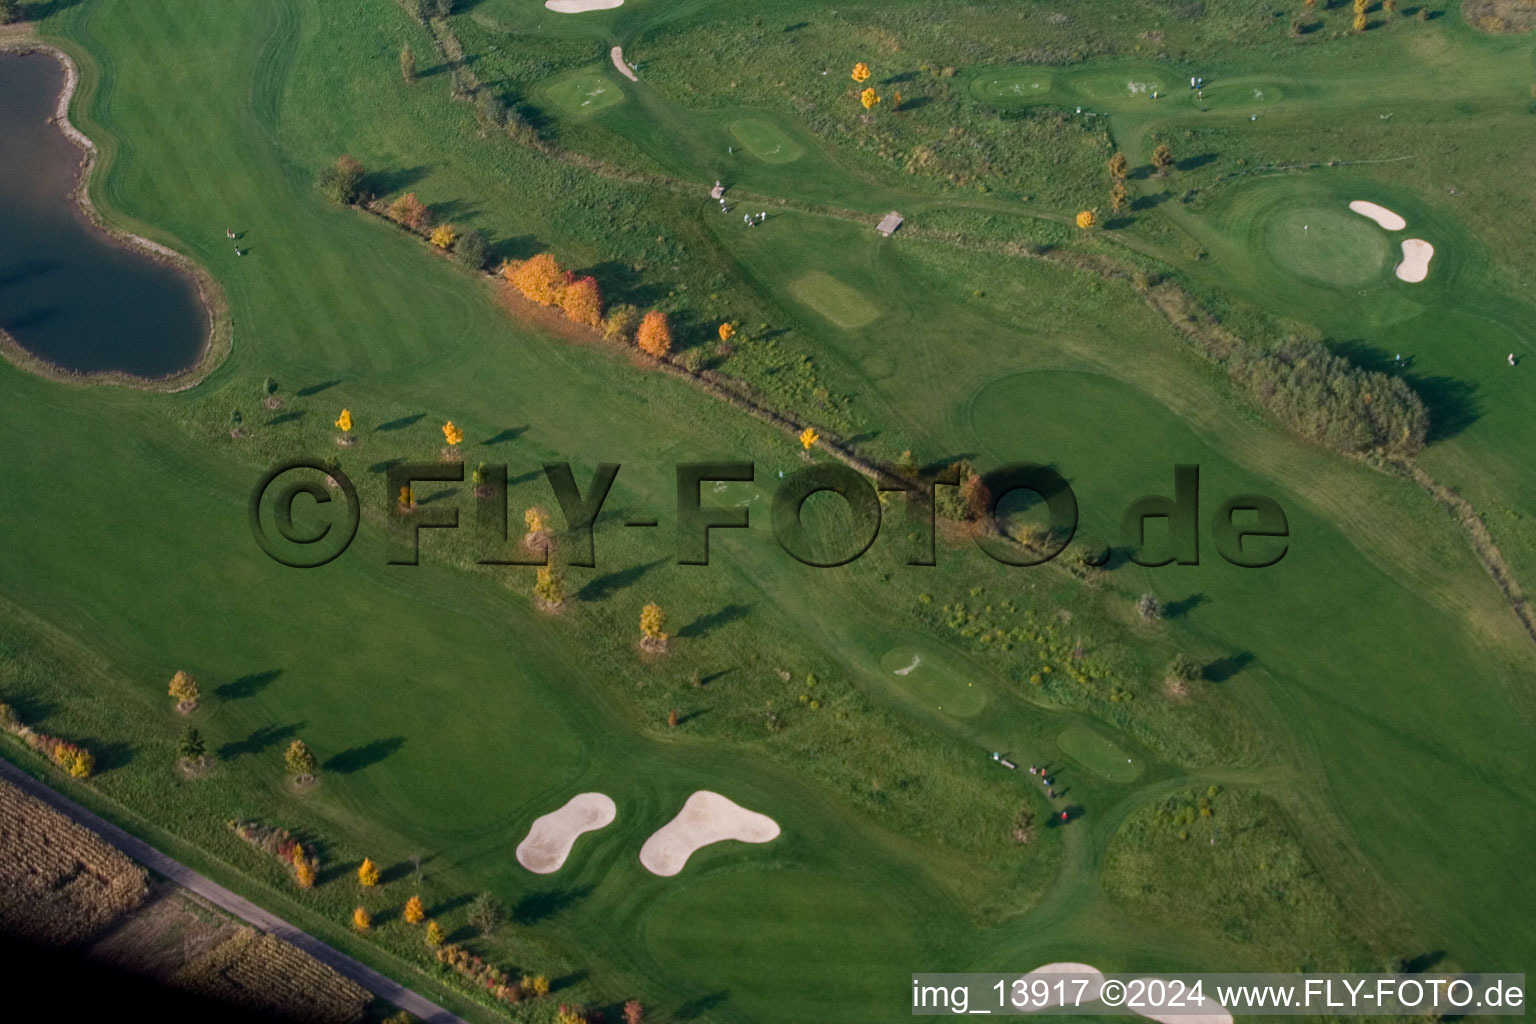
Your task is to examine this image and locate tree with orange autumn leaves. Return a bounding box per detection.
[504,253,570,306]
[637,311,673,357]
[560,276,604,327]
[387,193,430,231]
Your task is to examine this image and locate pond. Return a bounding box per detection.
[0,51,207,380]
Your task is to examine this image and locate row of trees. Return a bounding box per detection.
[315,156,491,270]
[501,253,674,356]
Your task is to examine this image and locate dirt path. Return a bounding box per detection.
[0,756,466,1024]
[610,46,638,82]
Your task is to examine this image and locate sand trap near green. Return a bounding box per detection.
[1349,200,1407,231]
[546,0,623,10]
[639,791,780,876]
[516,792,617,873]
[727,118,804,164]
[1262,205,1392,287]
[878,645,987,716]
[788,271,880,329]
[542,71,625,117]
[1057,725,1140,782]
[1396,238,1435,283]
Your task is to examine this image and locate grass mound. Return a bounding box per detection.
[1056,725,1140,783]
[1261,205,1392,288]
[727,117,804,164]
[788,271,880,328]
[542,69,625,117]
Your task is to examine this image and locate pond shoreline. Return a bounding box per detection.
[0,36,228,392]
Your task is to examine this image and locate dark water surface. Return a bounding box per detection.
[0,52,207,378]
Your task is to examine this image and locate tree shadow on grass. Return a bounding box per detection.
[1203,652,1254,683]
[368,458,405,475]
[79,740,133,773]
[367,165,430,197]
[490,234,540,265]
[1176,152,1217,172]
[676,991,731,1020]
[322,736,405,774]
[266,410,304,427]
[480,426,527,446]
[1329,339,1481,442]
[375,413,425,432]
[1130,191,1168,211]
[214,669,282,701]
[428,891,476,919]
[418,488,459,506]
[512,885,593,925]
[585,259,666,310]
[296,379,341,398]
[577,558,667,603]
[218,722,305,761]
[551,970,588,993]
[1162,592,1207,619]
[676,603,753,639]
[379,857,432,887]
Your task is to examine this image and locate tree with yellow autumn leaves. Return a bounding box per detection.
[403,895,425,924]
[717,322,735,343]
[799,427,819,454]
[358,858,380,887]
[335,408,354,446]
[442,420,464,459]
[535,563,566,610]
[430,224,458,250]
[639,603,668,653]
[168,670,199,713]
[851,62,870,83]
[860,87,880,110]
[353,906,371,931]
[1076,209,1097,229]
[505,253,570,306]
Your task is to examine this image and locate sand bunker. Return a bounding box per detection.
[610,46,638,82]
[515,793,617,874]
[547,0,624,12]
[1015,964,1231,1024]
[1349,200,1407,231]
[1395,238,1434,282]
[639,791,780,876]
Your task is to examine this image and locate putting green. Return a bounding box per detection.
[788,271,880,329]
[1195,80,1288,110]
[727,117,804,164]
[1072,69,1170,101]
[1057,725,1141,783]
[970,68,1059,103]
[542,70,625,117]
[878,645,988,716]
[1261,204,1393,288]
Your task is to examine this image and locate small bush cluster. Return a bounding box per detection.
[435,943,548,1005]
[227,819,320,888]
[0,702,95,778]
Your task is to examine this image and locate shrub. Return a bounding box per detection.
[386,193,430,231]
[430,224,458,250]
[1136,593,1162,622]
[636,311,673,357]
[602,304,642,344]
[454,229,489,270]
[316,155,366,205]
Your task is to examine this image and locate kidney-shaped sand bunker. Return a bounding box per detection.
[515,792,617,874]
[639,791,780,876]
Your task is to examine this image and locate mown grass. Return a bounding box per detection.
[4,0,1534,1017]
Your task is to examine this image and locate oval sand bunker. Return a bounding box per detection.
[639,791,780,876]
[546,0,624,11]
[1348,200,1407,231]
[1395,238,1434,283]
[516,792,617,874]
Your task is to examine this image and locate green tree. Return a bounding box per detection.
[400,44,417,84]
[1110,181,1128,213]
[284,739,317,782]
[454,228,489,270]
[1151,143,1174,177]
[316,155,366,205]
[177,726,206,763]
[0,1,19,26]
[1136,593,1162,622]
[1167,653,1200,683]
[467,891,505,935]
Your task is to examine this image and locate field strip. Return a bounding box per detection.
[0,756,466,1024]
